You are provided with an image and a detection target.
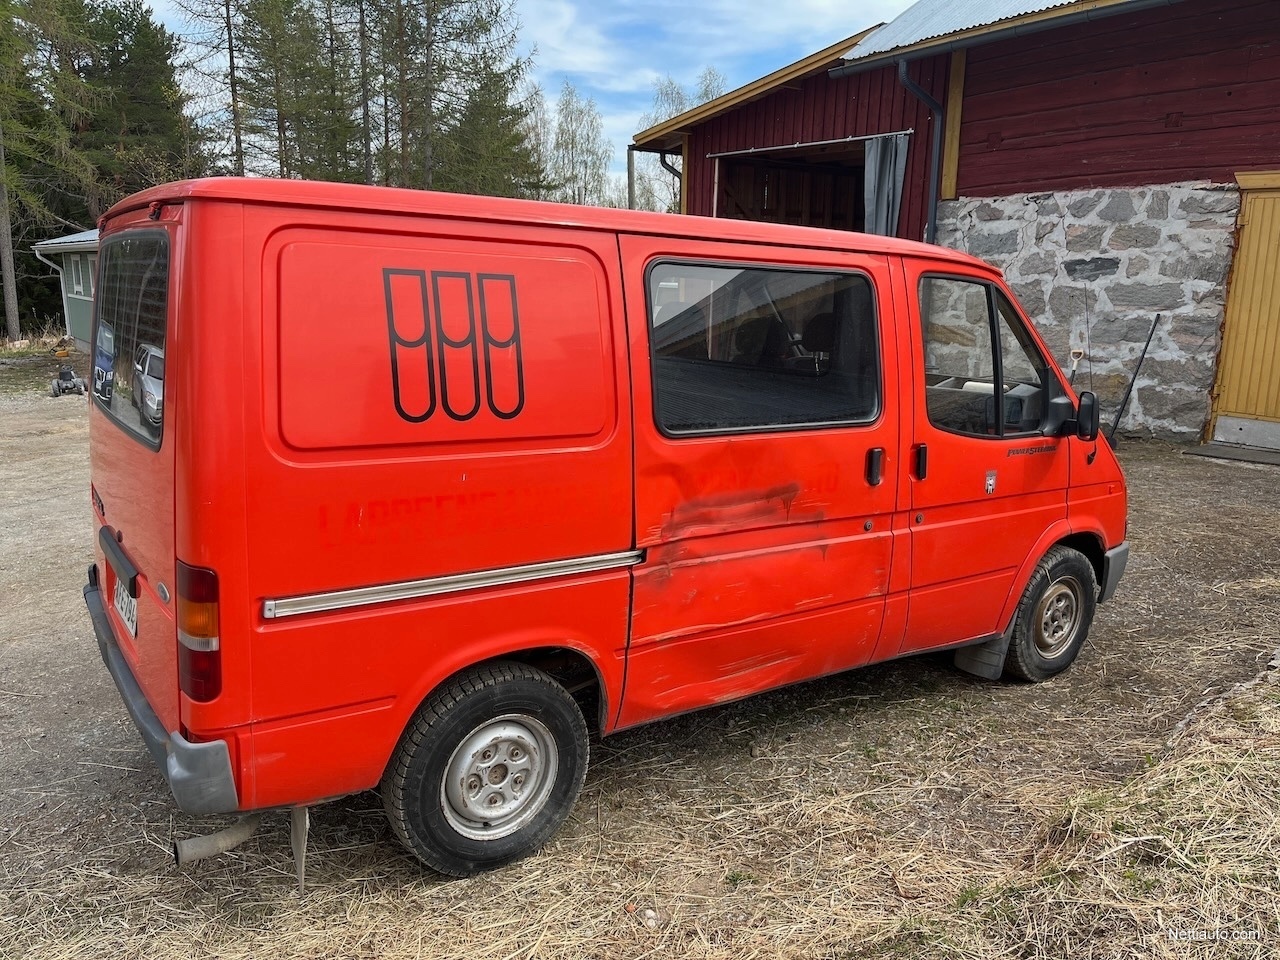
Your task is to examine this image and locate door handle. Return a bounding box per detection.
[914,444,929,480]
[865,447,884,486]
[99,525,139,598]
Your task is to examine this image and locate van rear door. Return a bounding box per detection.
[89,215,180,732]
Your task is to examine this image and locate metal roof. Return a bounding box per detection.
[32,228,99,252]
[846,0,1147,59]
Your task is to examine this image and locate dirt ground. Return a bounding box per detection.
[0,352,1276,958]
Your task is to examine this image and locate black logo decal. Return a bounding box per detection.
[478,274,525,420]
[384,269,436,423]
[384,268,524,423]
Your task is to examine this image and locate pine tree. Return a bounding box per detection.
[78,0,204,219]
[238,0,321,177]
[174,0,246,175]
[0,0,94,339]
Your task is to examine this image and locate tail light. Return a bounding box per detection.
[177,561,221,702]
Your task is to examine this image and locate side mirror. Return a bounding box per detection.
[1041,394,1074,437]
[1077,391,1100,441]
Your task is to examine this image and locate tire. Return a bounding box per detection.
[382,661,589,877]
[50,380,60,397]
[1004,545,1098,682]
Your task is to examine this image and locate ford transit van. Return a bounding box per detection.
[83,178,1128,877]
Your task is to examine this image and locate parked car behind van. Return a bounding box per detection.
[92,321,115,402]
[131,342,164,431]
[83,179,1128,878]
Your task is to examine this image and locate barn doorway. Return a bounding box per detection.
[712,131,910,236]
[718,153,865,231]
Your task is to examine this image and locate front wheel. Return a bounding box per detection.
[1004,545,1097,682]
[382,661,589,877]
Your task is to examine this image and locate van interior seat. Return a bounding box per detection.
[732,315,791,365]
[802,312,837,354]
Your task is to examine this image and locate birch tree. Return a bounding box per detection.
[635,66,726,212]
[550,80,610,206]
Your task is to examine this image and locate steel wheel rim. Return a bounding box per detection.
[441,714,558,841]
[1033,576,1083,660]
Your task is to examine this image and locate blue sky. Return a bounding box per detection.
[516,0,916,166]
[147,0,918,174]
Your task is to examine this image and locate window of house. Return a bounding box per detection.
[88,254,98,296]
[919,276,1051,437]
[647,261,880,435]
[70,255,84,296]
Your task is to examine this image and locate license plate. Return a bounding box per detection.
[113,574,138,637]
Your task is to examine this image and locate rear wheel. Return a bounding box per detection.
[382,661,589,877]
[1004,545,1097,682]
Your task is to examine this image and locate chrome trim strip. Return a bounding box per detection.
[261,550,644,620]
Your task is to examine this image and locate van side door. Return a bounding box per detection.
[899,260,1071,654]
[616,237,901,728]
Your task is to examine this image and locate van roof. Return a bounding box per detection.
[105,177,992,270]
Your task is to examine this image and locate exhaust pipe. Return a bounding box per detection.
[173,813,264,867]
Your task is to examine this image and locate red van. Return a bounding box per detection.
[83,179,1127,878]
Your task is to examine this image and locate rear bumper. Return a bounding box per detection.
[84,566,239,815]
[1098,541,1130,604]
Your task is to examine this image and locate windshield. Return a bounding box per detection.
[92,231,170,444]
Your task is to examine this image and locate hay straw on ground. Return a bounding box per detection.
[2,673,1275,960]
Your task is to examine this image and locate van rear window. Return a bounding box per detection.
[91,232,170,446]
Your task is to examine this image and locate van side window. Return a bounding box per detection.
[647,262,880,434]
[919,276,1049,437]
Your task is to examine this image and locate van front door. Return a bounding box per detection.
[900,265,1071,653]
[616,237,901,729]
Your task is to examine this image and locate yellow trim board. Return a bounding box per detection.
[941,51,966,200]
[632,26,880,152]
[1236,171,1280,191]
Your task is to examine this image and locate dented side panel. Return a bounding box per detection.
[616,236,901,728]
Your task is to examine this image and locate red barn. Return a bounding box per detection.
[632,0,1280,449]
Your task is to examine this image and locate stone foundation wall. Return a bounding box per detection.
[936,183,1240,438]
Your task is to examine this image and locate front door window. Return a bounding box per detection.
[919,276,1051,437]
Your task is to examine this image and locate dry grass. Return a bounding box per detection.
[961,671,1280,959]
[0,324,68,355]
[3,673,1276,959]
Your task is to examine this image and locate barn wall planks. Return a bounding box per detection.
[958,0,1280,195]
[685,57,948,241]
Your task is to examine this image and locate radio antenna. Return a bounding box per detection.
[1109,313,1162,443]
